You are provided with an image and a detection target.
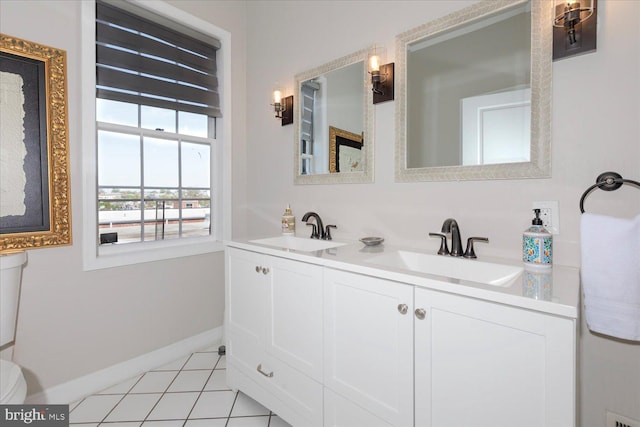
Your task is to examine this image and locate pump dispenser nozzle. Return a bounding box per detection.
[532,208,543,225]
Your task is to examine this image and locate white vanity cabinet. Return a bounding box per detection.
[225,243,577,427]
[414,287,576,427]
[225,247,324,427]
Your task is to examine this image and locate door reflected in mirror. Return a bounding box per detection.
[396,0,551,181]
[294,49,374,185]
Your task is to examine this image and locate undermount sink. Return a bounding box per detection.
[249,236,347,252]
[366,250,523,286]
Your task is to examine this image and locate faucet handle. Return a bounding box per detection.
[429,233,450,256]
[306,223,319,239]
[463,237,489,259]
[324,225,337,240]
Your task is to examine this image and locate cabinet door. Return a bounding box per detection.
[225,247,266,373]
[324,269,414,426]
[266,256,324,381]
[414,288,575,427]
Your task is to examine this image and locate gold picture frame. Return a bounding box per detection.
[329,126,364,174]
[1,34,72,253]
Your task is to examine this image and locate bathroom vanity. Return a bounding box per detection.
[224,237,579,427]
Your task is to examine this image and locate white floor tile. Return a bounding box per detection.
[146,392,200,421]
[226,416,270,427]
[204,369,230,391]
[166,370,211,392]
[215,356,226,369]
[97,423,140,427]
[69,394,123,424]
[230,392,270,417]
[184,418,227,426]
[183,352,219,370]
[103,393,162,422]
[69,349,290,427]
[188,390,237,419]
[269,415,293,427]
[97,375,143,394]
[141,421,186,427]
[130,371,178,394]
[153,356,189,371]
[69,399,83,412]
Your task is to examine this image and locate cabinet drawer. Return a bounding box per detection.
[324,388,393,427]
[228,363,320,427]
[258,354,323,424]
[229,337,323,425]
[227,335,263,378]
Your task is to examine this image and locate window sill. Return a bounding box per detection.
[83,236,224,271]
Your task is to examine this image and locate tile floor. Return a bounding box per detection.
[69,346,291,427]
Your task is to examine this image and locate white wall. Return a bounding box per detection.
[0,0,247,397]
[244,1,640,425]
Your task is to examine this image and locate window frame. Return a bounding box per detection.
[81,0,232,270]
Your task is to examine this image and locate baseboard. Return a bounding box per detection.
[25,327,222,404]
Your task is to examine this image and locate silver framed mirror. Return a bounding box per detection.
[395,0,552,182]
[294,48,374,185]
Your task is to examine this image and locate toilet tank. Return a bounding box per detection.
[0,252,27,347]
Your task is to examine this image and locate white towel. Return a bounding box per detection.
[581,213,640,341]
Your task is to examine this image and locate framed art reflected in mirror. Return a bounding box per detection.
[0,34,71,253]
[329,126,363,173]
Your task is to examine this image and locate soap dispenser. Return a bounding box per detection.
[281,205,295,235]
[522,209,552,267]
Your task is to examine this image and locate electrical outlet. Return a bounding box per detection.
[606,411,640,427]
[532,201,560,235]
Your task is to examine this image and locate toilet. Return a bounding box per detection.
[0,251,28,404]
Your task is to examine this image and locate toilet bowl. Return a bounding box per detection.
[0,359,27,404]
[0,251,28,404]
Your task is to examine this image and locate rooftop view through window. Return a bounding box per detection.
[97,100,213,244]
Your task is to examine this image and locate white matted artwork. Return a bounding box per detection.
[0,70,28,217]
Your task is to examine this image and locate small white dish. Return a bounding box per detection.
[360,237,384,246]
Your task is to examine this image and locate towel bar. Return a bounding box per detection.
[579,171,640,213]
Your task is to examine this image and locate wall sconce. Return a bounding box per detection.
[271,87,293,126]
[553,0,597,60]
[368,47,394,104]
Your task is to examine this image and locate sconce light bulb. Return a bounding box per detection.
[369,55,380,73]
[273,90,282,104]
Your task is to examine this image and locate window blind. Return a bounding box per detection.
[96,0,221,117]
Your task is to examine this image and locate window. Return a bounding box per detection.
[82,0,231,269]
[96,0,219,245]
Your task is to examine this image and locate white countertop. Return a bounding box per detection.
[225,237,580,319]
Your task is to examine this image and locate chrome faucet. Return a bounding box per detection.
[430,218,489,258]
